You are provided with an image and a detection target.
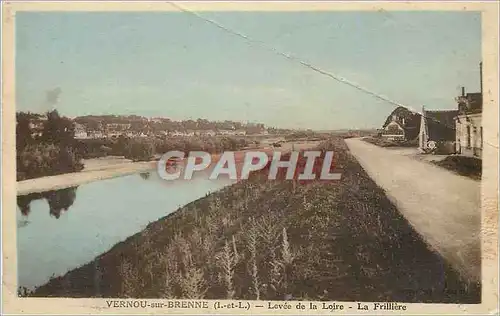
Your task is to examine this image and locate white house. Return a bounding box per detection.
[454,62,483,158]
[418,107,458,154]
[107,131,122,138]
[218,129,237,136]
[88,130,104,139]
[379,107,422,142]
[455,88,483,158]
[201,130,216,137]
[382,116,406,141]
[106,123,131,131]
[171,131,183,137]
[74,123,88,139]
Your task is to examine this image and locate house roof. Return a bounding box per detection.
[382,106,422,140]
[457,92,482,115]
[424,109,458,141]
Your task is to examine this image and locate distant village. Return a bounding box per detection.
[22,115,287,140]
[378,62,483,159]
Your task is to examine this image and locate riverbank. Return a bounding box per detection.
[28,138,479,302]
[17,141,321,196]
[17,160,157,196]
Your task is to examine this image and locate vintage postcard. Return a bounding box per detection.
[2,1,498,315]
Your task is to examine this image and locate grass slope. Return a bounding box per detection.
[432,155,482,181]
[29,138,480,303]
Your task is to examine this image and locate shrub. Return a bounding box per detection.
[17,144,84,181]
[125,138,155,161]
[433,155,482,180]
[362,136,417,148]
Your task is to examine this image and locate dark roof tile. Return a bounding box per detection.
[425,110,458,141]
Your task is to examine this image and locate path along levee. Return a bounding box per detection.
[345,138,481,284]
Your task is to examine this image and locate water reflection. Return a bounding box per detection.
[17,186,78,219]
[17,173,234,290]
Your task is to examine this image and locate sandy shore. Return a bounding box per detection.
[80,156,134,171]
[17,160,157,196]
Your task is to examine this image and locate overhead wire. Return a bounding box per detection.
[168,2,489,140]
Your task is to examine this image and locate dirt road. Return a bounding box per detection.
[345,138,481,284]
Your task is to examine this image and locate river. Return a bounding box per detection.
[16,171,234,290]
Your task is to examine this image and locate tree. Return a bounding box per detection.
[16,112,34,150]
[16,109,84,181]
[41,110,75,147]
[111,135,130,156]
[125,138,155,161]
[17,143,83,181]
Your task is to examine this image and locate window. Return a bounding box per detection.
[480,127,483,148]
[466,125,471,148]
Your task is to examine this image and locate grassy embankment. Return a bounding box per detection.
[432,156,482,181]
[362,136,418,148]
[29,138,479,303]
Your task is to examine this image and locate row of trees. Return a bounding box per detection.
[16,110,256,179]
[74,115,275,134]
[75,135,253,162]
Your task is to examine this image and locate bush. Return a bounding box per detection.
[433,155,482,180]
[362,136,417,148]
[17,144,84,181]
[75,139,115,158]
[125,138,155,161]
[154,136,249,156]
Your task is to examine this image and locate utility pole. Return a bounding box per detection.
[479,61,483,97]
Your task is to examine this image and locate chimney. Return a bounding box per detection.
[461,87,465,97]
[480,62,483,95]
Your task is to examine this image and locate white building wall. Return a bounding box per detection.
[418,110,428,151]
[455,113,482,157]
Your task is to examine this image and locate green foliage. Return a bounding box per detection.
[41,110,76,146]
[74,138,113,158]
[16,110,83,180]
[433,155,482,180]
[74,135,250,160]
[152,136,249,155]
[16,112,35,150]
[124,138,155,161]
[284,130,326,141]
[74,115,270,134]
[362,136,418,148]
[17,143,83,181]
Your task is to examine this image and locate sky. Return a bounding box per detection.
[16,10,481,130]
